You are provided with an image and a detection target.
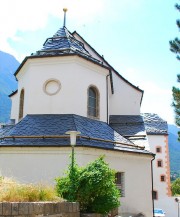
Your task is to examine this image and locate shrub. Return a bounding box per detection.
[56,156,120,214]
[56,160,81,202]
[0,176,61,202]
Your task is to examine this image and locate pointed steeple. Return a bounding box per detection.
[33,9,100,64]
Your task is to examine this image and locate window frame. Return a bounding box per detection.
[156,146,162,153]
[160,175,166,182]
[19,88,25,120]
[87,85,100,119]
[152,190,158,200]
[115,172,125,197]
[157,159,163,168]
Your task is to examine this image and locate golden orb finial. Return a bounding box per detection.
[63,8,68,12]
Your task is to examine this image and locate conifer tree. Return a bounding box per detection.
[170,2,180,139]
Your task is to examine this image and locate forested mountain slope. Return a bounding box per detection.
[168,124,180,178]
[0,50,19,123]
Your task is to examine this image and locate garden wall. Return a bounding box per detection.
[0,201,80,217]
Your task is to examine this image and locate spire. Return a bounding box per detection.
[63,8,68,27]
[34,8,100,64]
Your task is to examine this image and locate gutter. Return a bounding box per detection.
[1,135,145,150]
[140,90,144,106]
[106,74,110,124]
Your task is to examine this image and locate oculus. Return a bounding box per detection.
[43,79,61,95]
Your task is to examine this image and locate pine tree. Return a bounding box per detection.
[170,2,180,139]
[170,3,180,60]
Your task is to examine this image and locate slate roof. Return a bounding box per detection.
[0,124,14,137]
[109,115,148,148]
[110,115,146,136]
[0,114,152,155]
[33,27,100,64]
[142,113,168,135]
[109,114,168,144]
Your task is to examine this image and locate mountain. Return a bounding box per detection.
[0,50,19,123]
[168,124,180,177]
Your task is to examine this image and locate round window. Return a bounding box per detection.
[43,79,61,95]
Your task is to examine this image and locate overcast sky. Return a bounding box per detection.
[0,0,179,124]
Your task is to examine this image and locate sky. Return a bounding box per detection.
[0,0,179,124]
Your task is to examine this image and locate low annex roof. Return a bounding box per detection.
[0,114,152,156]
[109,113,168,139]
[109,115,146,136]
[109,115,148,148]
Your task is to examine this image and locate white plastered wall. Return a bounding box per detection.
[10,93,19,121]
[12,56,109,123]
[74,32,143,115]
[73,33,102,63]
[109,72,142,115]
[0,146,153,217]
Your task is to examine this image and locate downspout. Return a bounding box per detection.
[106,74,110,124]
[151,154,155,217]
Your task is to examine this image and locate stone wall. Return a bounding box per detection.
[0,201,79,217]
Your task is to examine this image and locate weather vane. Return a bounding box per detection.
[63,8,68,27]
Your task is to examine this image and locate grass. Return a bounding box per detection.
[0,176,62,202]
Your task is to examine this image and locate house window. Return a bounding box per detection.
[160,175,166,182]
[19,89,24,120]
[115,172,125,197]
[156,146,162,153]
[152,190,158,200]
[157,160,163,167]
[87,86,99,118]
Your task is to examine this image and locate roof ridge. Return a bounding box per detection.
[64,27,74,50]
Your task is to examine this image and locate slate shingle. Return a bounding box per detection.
[142,113,168,135]
[109,115,146,136]
[34,27,100,64]
[0,125,14,137]
[109,115,148,148]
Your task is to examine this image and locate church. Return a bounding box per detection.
[0,9,172,217]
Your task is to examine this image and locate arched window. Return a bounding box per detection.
[19,89,24,120]
[88,86,99,118]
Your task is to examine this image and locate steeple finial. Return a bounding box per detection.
[63,8,68,27]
